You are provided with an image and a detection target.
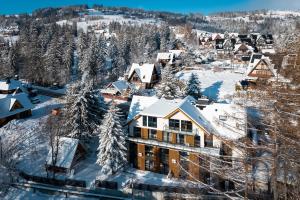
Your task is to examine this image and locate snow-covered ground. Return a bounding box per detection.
[0,95,62,176]
[4,188,97,200]
[177,69,245,102]
[57,14,159,33]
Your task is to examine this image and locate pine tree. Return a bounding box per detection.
[156,65,183,99]
[66,81,106,139]
[185,73,202,99]
[96,103,127,175]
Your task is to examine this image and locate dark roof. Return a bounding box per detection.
[215,39,225,49]
[262,34,273,44]
[240,38,253,45]
[250,54,263,63]
[242,56,251,62]
[238,34,248,39]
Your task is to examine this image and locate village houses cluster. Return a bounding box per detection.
[0,24,295,195]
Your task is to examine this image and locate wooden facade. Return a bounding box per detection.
[248,59,274,78]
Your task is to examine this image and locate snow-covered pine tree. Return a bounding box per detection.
[185,73,202,99]
[156,65,183,99]
[66,81,106,139]
[97,103,127,175]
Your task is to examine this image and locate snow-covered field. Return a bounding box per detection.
[177,69,245,102]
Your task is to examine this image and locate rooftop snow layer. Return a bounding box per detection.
[46,137,80,169]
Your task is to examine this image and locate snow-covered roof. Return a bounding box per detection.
[199,103,247,140]
[128,63,156,83]
[246,57,277,77]
[46,137,81,169]
[0,79,28,94]
[127,95,159,122]
[156,52,174,64]
[0,93,34,119]
[101,80,132,95]
[128,95,247,140]
[168,50,184,58]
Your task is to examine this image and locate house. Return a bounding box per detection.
[247,57,277,79]
[126,63,160,89]
[101,79,133,101]
[0,78,28,98]
[127,95,247,185]
[45,137,86,174]
[156,52,175,66]
[215,39,236,54]
[0,93,34,127]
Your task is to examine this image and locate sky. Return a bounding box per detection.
[0,0,300,15]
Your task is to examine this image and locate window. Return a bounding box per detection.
[143,116,147,126]
[148,129,157,140]
[163,132,172,142]
[133,127,141,138]
[177,134,185,145]
[169,119,180,131]
[195,135,201,147]
[181,120,192,132]
[148,116,157,128]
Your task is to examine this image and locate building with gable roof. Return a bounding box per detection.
[126,63,160,89]
[127,95,247,184]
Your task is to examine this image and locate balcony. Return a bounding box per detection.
[127,137,220,157]
[163,125,200,136]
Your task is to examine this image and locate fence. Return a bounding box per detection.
[19,171,86,188]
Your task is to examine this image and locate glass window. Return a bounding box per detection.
[143,116,147,126]
[148,116,157,128]
[169,119,180,131]
[148,129,157,140]
[145,146,154,158]
[181,120,192,132]
[176,134,185,145]
[195,135,201,147]
[163,132,172,142]
[133,127,141,138]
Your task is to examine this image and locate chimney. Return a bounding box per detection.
[14,75,19,80]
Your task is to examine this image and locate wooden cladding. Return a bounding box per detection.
[169,149,180,177]
[185,135,194,147]
[141,128,148,139]
[157,130,163,141]
[137,144,145,170]
[171,133,177,144]
[188,153,200,180]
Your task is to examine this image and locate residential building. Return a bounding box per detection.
[101,79,133,101]
[126,63,160,89]
[45,137,86,175]
[127,95,247,185]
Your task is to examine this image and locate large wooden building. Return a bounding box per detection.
[126,96,247,185]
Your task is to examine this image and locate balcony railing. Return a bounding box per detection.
[163,125,200,135]
[127,137,220,157]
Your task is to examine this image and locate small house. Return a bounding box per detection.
[246,57,277,79]
[101,79,133,101]
[156,52,175,66]
[45,137,86,174]
[126,63,160,89]
[0,93,34,127]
